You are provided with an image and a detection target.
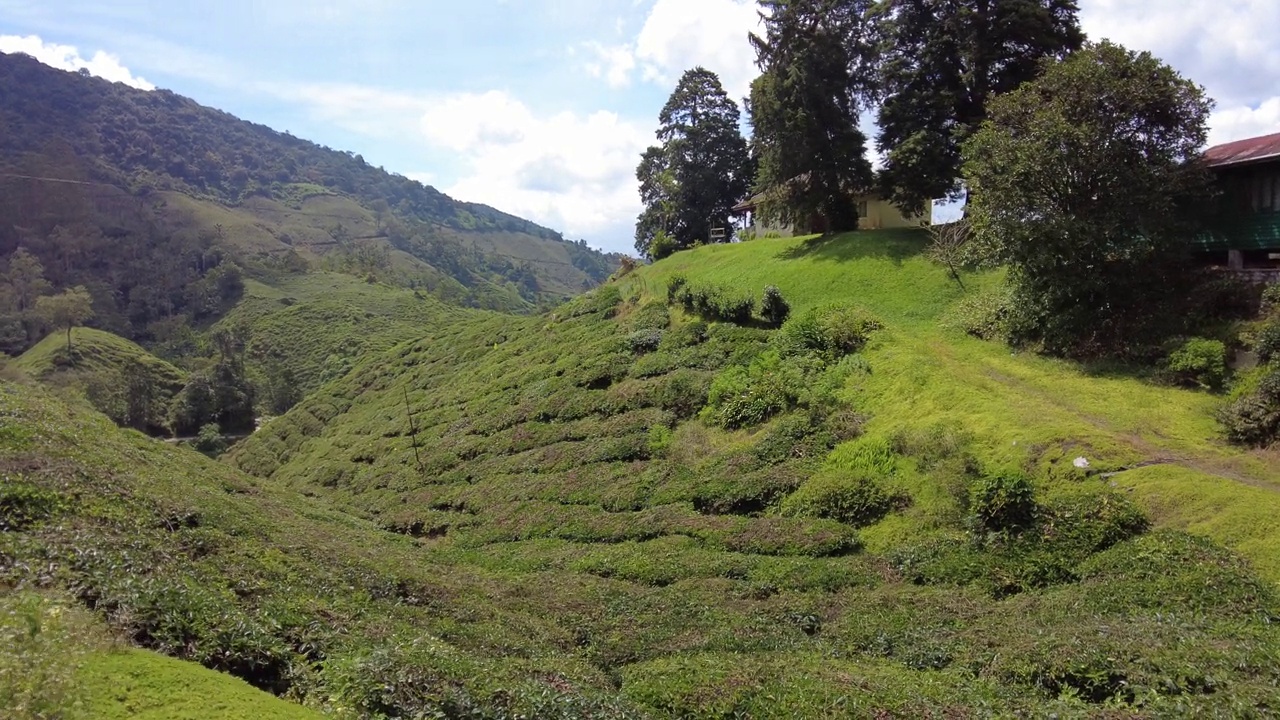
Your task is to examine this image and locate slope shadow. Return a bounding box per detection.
[775,229,930,265]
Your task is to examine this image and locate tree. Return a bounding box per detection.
[962,41,1213,357]
[749,0,875,233]
[634,68,752,258]
[3,248,51,314]
[875,0,1083,214]
[34,286,93,353]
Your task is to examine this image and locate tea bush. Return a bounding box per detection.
[775,304,882,360]
[781,471,903,527]
[760,285,791,328]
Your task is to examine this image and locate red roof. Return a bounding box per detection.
[1204,131,1280,168]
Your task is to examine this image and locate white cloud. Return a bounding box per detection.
[582,41,637,88]
[1079,0,1280,145]
[578,0,761,100]
[0,34,154,90]
[1209,98,1280,147]
[1080,0,1280,108]
[418,91,650,242]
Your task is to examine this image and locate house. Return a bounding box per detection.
[730,190,931,238]
[1201,131,1280,280]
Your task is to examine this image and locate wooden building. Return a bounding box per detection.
[1201,131,1280,280]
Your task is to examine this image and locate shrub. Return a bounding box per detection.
[659,321,708,350]
[1254,317,1280,364]
[0,482,68,532]
[629,300,670,332]
[656,369,712,419]
[1164,337,1227,390]
[760,285,791,327]
[781,471,902,527]
[753,414,836,465]
[969,472,1037,532]
[1219,365,1280,447]
[1261,282,1280,312]
[669,279,757,325]
[626,329,663,354]
[701,352,802,429]
[666,274,688,304]
[776,303,882,359]
[650,231,678,260]
[194,423,227,456]
[647,424,673,456]
[946,283,1013,341]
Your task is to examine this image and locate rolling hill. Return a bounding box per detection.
[0,49,624,343]
[220,228,1280,715]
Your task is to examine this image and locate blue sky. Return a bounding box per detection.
[3,0,1280,254]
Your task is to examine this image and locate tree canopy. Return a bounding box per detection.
[962,41,1213,356]
[635,68,752,258]
[748,0,875,234]
[874,0,1084,214]
[35,285,94,353]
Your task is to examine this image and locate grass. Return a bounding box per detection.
[8,228,1280,717]
[81,649,325,720]
[219,272,481,398]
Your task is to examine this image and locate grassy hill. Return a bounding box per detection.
[15,327,186,387]
[12,327,187,434]
[1,592,322,720]
[218,273,484,403]
[224,228,1280,715]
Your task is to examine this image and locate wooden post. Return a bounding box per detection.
[403,386,422,470]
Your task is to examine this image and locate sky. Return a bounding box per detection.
[2,0,1279,255]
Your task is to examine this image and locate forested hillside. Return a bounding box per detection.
[0,50,623,354]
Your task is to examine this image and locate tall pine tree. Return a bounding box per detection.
[635,68,752,258]
[749,0,875,234]
[874,0,1083,213]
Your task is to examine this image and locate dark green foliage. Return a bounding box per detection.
[775,303,882,359]
[1263,283,1280,312]
[626,330,664,355]
[969,472,1037,532]
[963,41,1213,357]
[782,470,903,527]
[759,285,790,328]
[1254,317,1280,364]
[1163,337,1227,390]
[635,69,752,258]
[170,359,256,436]
[193,423,227,456]
[669,281,756,325]
[665,275,687,305]
[1220,365,1280,447]
[753,414,837,466]
[749,0,874,233]
[875,0,1084,213]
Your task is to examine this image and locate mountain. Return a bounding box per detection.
[0,50,625,342]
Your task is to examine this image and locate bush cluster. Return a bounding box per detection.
[670,280,756,324]
[1220,365,1280,447]
[760,285,791,327]
[969,472,1037,532]
[1163,337,1227,390]
[701,352,801,429]
[946,283,1013,341]
[781,470,902,527]
[775,303,883,359]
